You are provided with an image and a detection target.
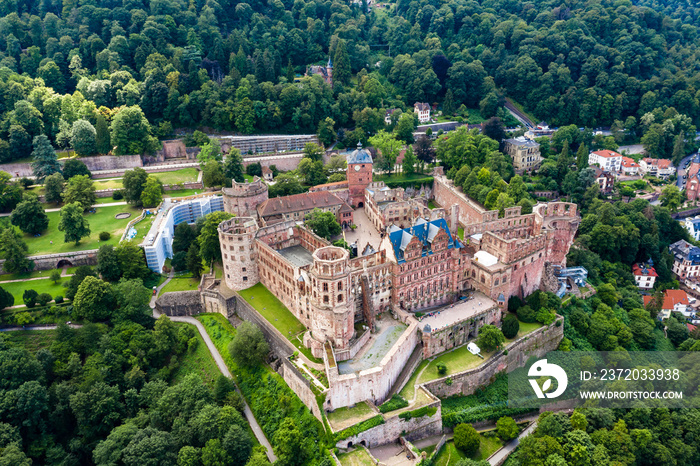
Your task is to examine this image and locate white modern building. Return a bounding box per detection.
[142,195,225,273]
[684,216,700,241]
[588,150,622,172]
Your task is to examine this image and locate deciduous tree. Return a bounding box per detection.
[10,195,48,235]
[58,202,91,244]
[229,322,269,367]
[62,175,96,210]
[70,119,97,156]
[44,172,64,204]
[0,229,33,274]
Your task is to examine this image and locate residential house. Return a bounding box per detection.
[621,156,640,175]
[503,137,542,172]
[669,239,700,281]
[632,263,658,289]
[414,102,431,123]
[384,108,400,125]
[306,57,333,86]
[588,150,623,172]
[684,216,700,241]
[593,166,614,194]
[640,158,674,178]
[686,162,700,201]
[261,166,273,182]
[643,289,691,320]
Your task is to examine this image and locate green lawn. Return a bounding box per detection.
[419,346,495,385]
[337,447,376,466]
[0,268,65,282]
[506,321,543,343]
[1,277,68,304]
[164,189,203,198]
[375,173,434,183]
[93,178,124,190]
[155,168,199,185]
[23,205,141,255]
[327,402,376,432]
[171,322,220,388]
[2,329,57,352]
[433,435,503,466]
[399,359,428,400]
[160,274,201,294]
[239,283,306,339]
[428,200,439,209]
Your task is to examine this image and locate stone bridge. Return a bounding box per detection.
[0,250,97,275]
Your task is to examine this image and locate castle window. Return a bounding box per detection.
[243,276,248,281]
[338,294,343,302]
[242,268,246,272]
[323,283,328,292]
[338,282,343,291]
[324,295,329,303]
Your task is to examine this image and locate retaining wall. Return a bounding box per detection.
[278,357,325,422]
[335,393,442,449]
[232,295,298,359]
[242,152,305,172]
[422,317,564,398]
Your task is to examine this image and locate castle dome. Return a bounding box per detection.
[347,142,373,165]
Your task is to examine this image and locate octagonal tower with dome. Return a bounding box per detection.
[346,142,373,207]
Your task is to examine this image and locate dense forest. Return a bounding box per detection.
[1,0,700,161]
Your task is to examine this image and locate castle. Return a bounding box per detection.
[156,143,579,413]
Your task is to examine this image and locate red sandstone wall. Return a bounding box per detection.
[433,177,484,225]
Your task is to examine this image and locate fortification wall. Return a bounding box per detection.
[80,155,143,171]
[278,358,325,422]
[326,320,419,410]
[432,176,485,225]
[422,317,564,398]
[232,295,297,359]
[335,393,442,449]
[242,153,305,172]
[0,250,97,274]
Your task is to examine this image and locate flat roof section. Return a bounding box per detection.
[338,315,407,375]
[419,292,497,333]
[277,245,315,268]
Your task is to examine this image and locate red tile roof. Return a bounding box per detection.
[592,150,622,158]
[258,191,345,217]
[632,263,658,277]
[642,290,689,310]
[621,156,639,168]
[687,323,697,332]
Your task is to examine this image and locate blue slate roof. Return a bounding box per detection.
[347,143,373,165]
[389,218,461,263]
[690,218,700,232]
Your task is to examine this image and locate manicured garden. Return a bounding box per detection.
[160,273,201,294]
[22,204,141,255]
[419,346,494,385]
[171,322,220,388]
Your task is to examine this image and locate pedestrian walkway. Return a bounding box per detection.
[150,273,277,462]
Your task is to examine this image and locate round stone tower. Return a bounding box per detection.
[222,176,268,220]
[218,217,259,291]
[309,246,354,349]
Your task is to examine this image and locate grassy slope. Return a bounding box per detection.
[2,277,67,304]
[2,329,57,352]
[171,322,220,388]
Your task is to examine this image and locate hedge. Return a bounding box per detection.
[334,414,384,441]
[398,406,438,421]
[379,394,409,413]
[380,176,434,190]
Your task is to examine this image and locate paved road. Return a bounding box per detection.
[151,273,277,462]
[677,153,697,189]
[0,323,82,331]
[488,420,538,466]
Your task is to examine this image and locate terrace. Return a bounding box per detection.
[337,313,407,375]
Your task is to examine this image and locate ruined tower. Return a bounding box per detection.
[218,217,260,291]
[222,176,268,220]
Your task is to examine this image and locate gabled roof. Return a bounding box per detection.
[414,102,430,112]
[662,290,689,310]
[621,157,639,168]
[258,191,344,217]
[388,218,459,263]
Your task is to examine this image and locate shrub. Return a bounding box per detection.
[496,416,519,441]
[453,423,480,455]
[517,305,537,323]
[335,415,384,441]
[19,177,33,189]
[111,190,124,200]
[379,395,409,413]
[99,231,111,241]
[23,289,38,308]
[437,362,447,375]
[508,296,522,313]
[54,295,64,304]
[50,270,61,284]
[502,314,520,339]
[36,293,52,307]
[398,406,438,421]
